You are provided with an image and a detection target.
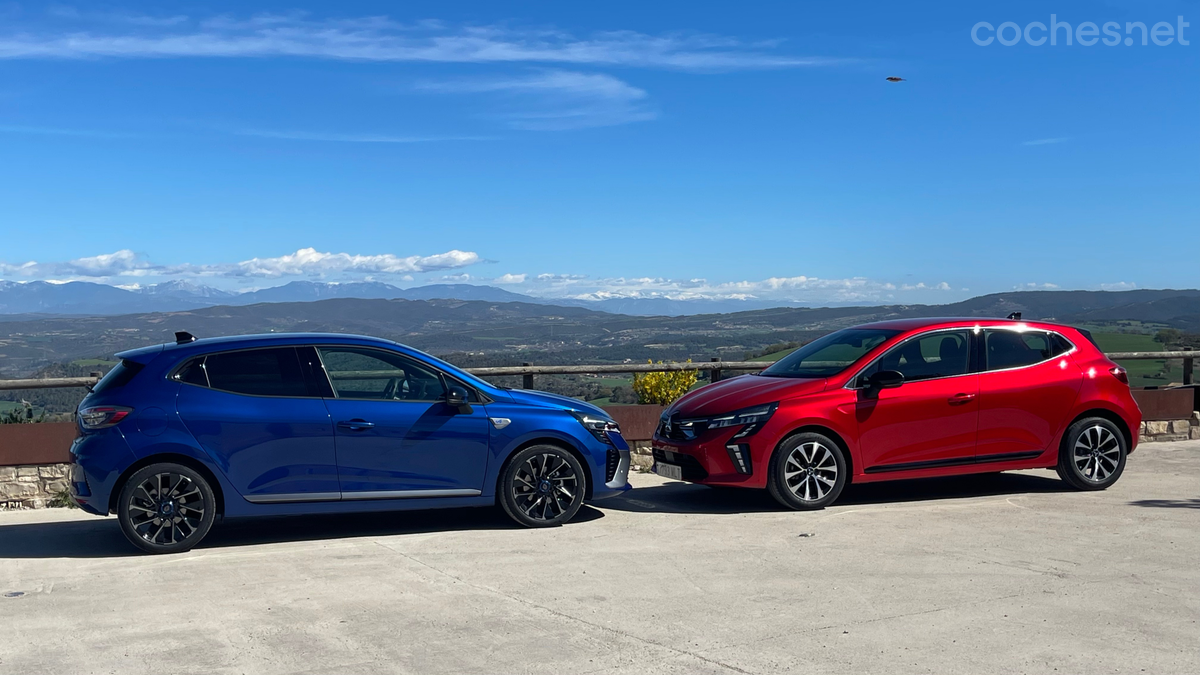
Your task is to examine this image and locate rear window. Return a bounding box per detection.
[91,360,145,394]
[203,348,310,397]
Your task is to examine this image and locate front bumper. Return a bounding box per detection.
[651,427,768,487]
[589,432,632,500]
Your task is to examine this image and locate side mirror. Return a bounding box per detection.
[865,370,904,390]
[446,386,473,414]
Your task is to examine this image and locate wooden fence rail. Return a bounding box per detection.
[1,352,1197,392]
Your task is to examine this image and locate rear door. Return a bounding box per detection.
[975,329,1083,460]
[853,329,980,472]
[175,346,340,502]
[318,347,491,497]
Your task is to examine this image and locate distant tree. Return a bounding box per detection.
[1156,328,1184,346]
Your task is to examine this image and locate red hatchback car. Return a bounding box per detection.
[652,317,1142,510]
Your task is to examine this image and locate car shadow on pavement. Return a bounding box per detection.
[1128,498,1200,509]
[604,471,1070,515]
[0,504,605,559]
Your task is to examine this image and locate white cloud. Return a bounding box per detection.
[0,247,483,281]
[507,272,959,304]
[1022,137,1069,146]
[1015,282,1059,290]
[1099,281,1137,291]
[0,14,843,71]
[494,273,527,284]
[419,69,655,130]
[231,248,481,277]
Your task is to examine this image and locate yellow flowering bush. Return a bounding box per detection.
[632,360,699,405]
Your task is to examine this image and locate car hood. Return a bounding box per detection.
[505,389,611,419]
[668,374,827,418]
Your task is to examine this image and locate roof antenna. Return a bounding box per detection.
[1006,312,1022,321]
[175,331,197,344]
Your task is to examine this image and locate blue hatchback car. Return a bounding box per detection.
[70,332,631,553]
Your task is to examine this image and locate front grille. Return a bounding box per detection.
[656,417,709,441]
[605,448,621,482]
[652,448,709,481]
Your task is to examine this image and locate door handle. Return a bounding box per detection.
[337,419,375,431]
[947,393,977,405]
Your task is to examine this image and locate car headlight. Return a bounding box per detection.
[706,403,778,436]
[571,411,620,445]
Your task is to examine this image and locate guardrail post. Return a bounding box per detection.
[710,357,723,383]
[1184,357,1194,386]
[522,363,534,390]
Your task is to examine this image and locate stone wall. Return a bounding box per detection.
[1139,412,1200,443]
[0,463,72,510]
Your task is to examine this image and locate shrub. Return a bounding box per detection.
[0,401,45,425]
[632,361,699,405]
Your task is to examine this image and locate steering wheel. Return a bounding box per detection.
[381,377,399,400]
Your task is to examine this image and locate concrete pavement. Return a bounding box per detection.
[1,441,1198,674]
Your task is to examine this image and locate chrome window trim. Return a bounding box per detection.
[844,326,975,390]
[979,328,1077,375]
[844,325,1080,389]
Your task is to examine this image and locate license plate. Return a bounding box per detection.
[655,462,683,481]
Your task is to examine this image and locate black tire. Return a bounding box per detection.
[767,432,848,510]
[498,445,586,528]
[1056,417,1127,491]
[117,463,216,554]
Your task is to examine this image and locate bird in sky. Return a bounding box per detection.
[885,77,906,82]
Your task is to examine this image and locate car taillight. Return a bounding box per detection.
[78,406,133,429]
[1109,366,1129,385]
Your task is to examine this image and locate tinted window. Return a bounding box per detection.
[175,358,209,387]
[1049,333,1074,357]
[763,329,899,378]
[985,330,1053,371]
[863,330,971,383]
[319,348,448,401]
[92,360,145,394]
[204,348,310,397]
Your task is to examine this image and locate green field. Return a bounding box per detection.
[70,359,118,368]
[749,348,797,362]
[1089,332,1172,387]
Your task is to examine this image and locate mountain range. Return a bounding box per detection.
[0,279,801,316]
[3,287,1200,379]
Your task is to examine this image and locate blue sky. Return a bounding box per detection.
[1,0,1197,305]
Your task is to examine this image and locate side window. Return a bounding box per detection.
[204,348,310,397]
[985,330,1053,371]
[1049,333,1074,357]
[318,348,448,401]
[864,330,971,383]
[864,329,974,381]
[175,357,209,387]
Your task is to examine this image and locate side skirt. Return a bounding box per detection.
[864,450,1044,475]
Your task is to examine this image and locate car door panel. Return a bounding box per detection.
[176,381,339,501]
[324,399,490,494]
[855,375,980,470]
[976,333,1083,458]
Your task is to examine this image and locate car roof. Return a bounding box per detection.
[117,332,403,360]
[853,317,1075,332]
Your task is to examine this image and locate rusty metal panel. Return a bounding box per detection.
[0,422,77,466]
[1131,388,1194,421]
[601,405,666,442]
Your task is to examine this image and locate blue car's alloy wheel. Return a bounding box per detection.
[118,463,216,554]
[499,445,586,528]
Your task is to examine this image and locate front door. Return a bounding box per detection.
[318,347,491,497]
[853,329,980,472]
[175,346,340,502]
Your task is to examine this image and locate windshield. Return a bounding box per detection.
[761,328,899,378]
